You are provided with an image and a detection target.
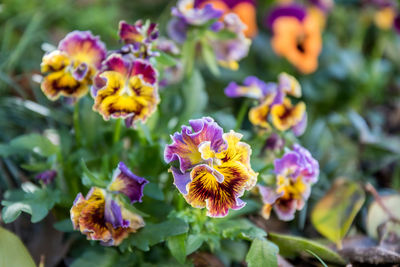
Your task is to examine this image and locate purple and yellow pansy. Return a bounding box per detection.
[40,31,106,100]
[70,162,148,246]
[118,20,159,59]
[258,144,319,221]
[91,53,159,128]
[168,0,223,43]
[164,117,258,217]
[212,13,251,70]
[225,73,307,136]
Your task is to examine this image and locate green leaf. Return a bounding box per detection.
[186,234,205,255]
[70,247,118,267]
[0,133,59,157]
[167,233,187,264]
[1,183,60,223]
[53,219,74,233]
[181,69,208,120]
[366,194,400,239]
[268,232,345,265]
[215,218,267,241]
[11,133,59,156]
[156,51,178,67]
[123,218,189,251]
[0,227,36,267]
[246,238,279,267]
[143,183,164,201]
[81,159,108,188]
[311,179,365,248]
[201,40,220,76]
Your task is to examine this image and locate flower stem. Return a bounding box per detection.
[113,118,122,144]
[235,99,250,131]
[73,102,81,147]
[112,119,122,166]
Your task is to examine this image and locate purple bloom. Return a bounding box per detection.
[274,144,319,183]
[172,0,223,26]
[70,187,145,246]
[108,162,149,203]
[259,144,317,221]
[164,117,258,217]
[225,76,276,99]
[212,13,251,70]
[36,170,57,185]
[263,133,285,152]
[265,4,307,29]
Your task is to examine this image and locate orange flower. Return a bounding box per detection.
[197,0,258,38]
[269,6,322,74]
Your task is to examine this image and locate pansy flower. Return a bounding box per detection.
[225,73,307,136]
[40,31,106,100]
[212,13,252,70]
[91,53,159,128]
[71,187,145,246]
[195,0,258,38]
[258,144,319,221]
[266,4,323,74]
[164,117,258,217]
[168,0,223,43]
[118,20,159,59]
[70,162,148,246]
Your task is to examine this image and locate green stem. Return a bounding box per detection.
[73,102,82,147]
[112,119,122,166]
[113,118,122,144]
[235,100,250,131]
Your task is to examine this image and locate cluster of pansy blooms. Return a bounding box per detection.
[225,72,307,136]
[40,20,160,128]
[167,0,252,70]
[266,1,328,74]
[37,0,323,247]
[70,162,149,245]
[258,144,319,221]
[164,117,258,217]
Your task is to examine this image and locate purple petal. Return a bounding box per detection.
[274,152,300,177]
[292,112,307,136]
[167,18,188,43]
[72,63,88,81]
[108,162,149,203]
[35,170,57,185]
[104,198,130,228]
[292,144,319,183]
[265,4,307,29]
[394,14,400,34]
[58,30,107,69]
[170,166,192,195]
[258,184,283,204]
[195,0,256,9]
[273,198,297,221]
[131,59,158,85]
